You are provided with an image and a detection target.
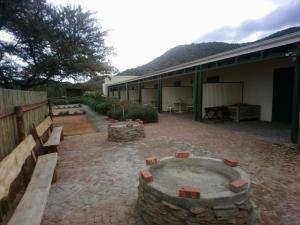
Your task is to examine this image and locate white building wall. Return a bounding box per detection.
[120,90,127,101]
[203,58,293,121]
[113,90,118,98]
[203,83,243,115]
[162,74,194,86]
[103,75,137,96]
[162,87,193,111]
[128,89,139,103]
[142,89,157,106]
[161,74,194,111]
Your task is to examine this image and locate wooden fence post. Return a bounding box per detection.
[14,106,33,188]
[48,99,53,118]
[15,106,26,142]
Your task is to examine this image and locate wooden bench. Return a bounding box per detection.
[35,116,63,153]
[7,152,58,225]
[0,135,36,204]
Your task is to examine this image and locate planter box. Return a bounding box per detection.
[228,104,260,122]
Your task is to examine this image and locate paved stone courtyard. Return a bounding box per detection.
[43,112,300,225]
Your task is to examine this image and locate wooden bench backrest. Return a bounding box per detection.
[35,116,52,138]
[0,135,36,201]
[7,153,58,225]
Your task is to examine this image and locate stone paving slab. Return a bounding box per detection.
[42,114,300,225]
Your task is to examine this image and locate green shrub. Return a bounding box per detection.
[82,92,158,123]
[68,99,82,104]
[108,108,124,120]
[95,102,113,115]
[81,91,106,110]
[127,104,158,123]
[106,104,158,123]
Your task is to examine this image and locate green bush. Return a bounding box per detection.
[109,108,124,120]
[81,91,106,110]
[127,104,158,123]
[81,92,158,123]
[106,104,158,123]
[68,99,82,104]
[95,102,112,115]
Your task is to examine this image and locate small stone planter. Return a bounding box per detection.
[107,120,144,142]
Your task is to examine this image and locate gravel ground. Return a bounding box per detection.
[42,112,300,225]
[81,105,108,132]
[53,115,97,136]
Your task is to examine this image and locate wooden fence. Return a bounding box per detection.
[0,88,49,223]
[0,88,49,161]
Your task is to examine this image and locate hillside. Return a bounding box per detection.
[118,26,300,77]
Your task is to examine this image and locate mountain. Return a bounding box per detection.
[257,26,300,42]
[118,26,300,77]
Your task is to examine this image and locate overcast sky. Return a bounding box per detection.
[49,0,300,72]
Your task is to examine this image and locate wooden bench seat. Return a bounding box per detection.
[35,116,63,152]
[7,153,58,225]
[43,127,63,147]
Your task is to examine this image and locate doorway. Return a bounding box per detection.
[272,67,294,123]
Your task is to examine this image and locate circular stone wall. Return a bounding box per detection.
[108,121,144,142]
[138,156,259,225]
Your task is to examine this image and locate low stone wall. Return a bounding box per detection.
[137,156,259,225]
[138,180,257,225]
[108,122,144,142]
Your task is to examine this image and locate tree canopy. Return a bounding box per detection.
[0,0,115,89]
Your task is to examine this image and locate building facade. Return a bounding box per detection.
[105,32,300,143]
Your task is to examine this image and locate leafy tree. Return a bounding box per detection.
[0,0,115,89]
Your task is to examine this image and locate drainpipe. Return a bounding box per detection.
[194,66,203,121]
[291,43,300,143]
[157,78,162,113]
[138,82,142,104]
[126,83,129,102]
[118,86,121,100]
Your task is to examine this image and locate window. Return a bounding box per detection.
[207,76,219,83]
[174,81,181,87]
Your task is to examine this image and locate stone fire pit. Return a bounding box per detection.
[108,120,144,142]
[138,154,259,225]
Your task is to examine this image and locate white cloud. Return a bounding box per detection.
[48,0,279,71]
[196,0,300,43]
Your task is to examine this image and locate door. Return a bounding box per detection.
[272,67,294,123]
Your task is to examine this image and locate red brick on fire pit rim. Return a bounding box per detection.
[175,150,190,158]
[141,170,153,183]
[145,157,159,165]
[136,119,144,124]
[223,157,239,167]
[126,123,134,127]
[229,179,248,193]
[178,186,200,199]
